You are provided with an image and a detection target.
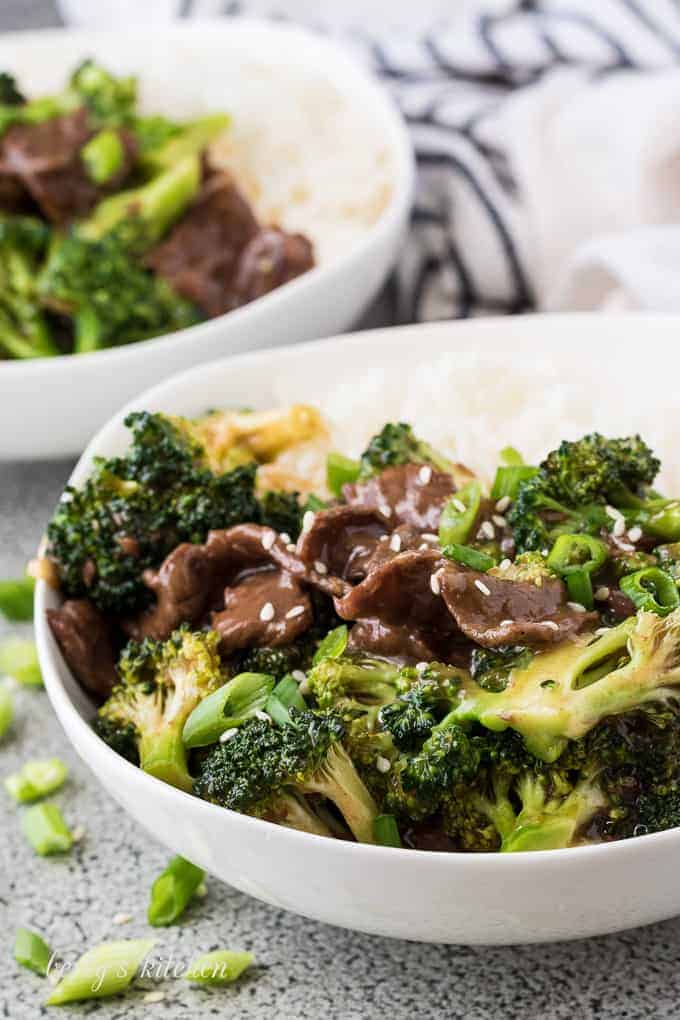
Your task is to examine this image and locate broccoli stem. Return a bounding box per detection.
[73,304,104,354]
[141,113,230,173]
[81,128,125,184]
[139,726,192,793]
[299,743,379,844]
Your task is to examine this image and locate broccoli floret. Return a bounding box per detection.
[358,422,454,480]
[39,223,199,353]
[69,59,137,127]
[47,412,262,615]
[469,645,533,693]
[0,72,24,106]
[233,645,308,683]
[489,552,554,587]
[0,216,58,360]
[193,709,379,843]
[452,611,680,761]
[97,629,223,791]
[259,490,303,540]
[508,433,662,552]
[378,671,461,749]
[92,715,139,766]
[657,543,680,583]
[307,655,408,723]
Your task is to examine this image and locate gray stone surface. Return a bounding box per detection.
[2,2,680,1017]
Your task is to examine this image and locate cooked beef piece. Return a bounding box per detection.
[212,568,312,654]
[335,548,462,662]
[603,587,636,621]
[347,617,468,665]
[297,505,391,581]
[0,170,28,212]
[403,819,459,853]
[47,598,118,698]
[232,227,313,303]
[126,523,345,641]
[145,173,259,317]
[361,524,434,573]
[439,565,597,648]
[343,464,456,533]
[0,109,136,223]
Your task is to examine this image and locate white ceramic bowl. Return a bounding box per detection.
[36,315,680,945]
[0,21,413,460]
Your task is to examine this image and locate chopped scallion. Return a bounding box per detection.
[182,672,274,748]
[312,625,348,666]
[45,939,155,1005]
[5,758,68,803]
[14,927,52,976]
[147,855,205,927]
[22,802,73,855]
[373,814,402,848]
[442,543,496,572]
[0,576,35,621]
[185,949,254,985]
[0,684,13,740]
[326,452,361,497]
[0,637,42,687]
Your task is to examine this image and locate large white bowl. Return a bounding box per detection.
[0,21,413,460]
[36,315,680,945]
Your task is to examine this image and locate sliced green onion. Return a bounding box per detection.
[0,637,42,686]
[0,576,35,621]
[439,480,481,546]
[185,949,254,986]
[326,452,360,497]
[14,927,52,976]
[499,446,525,466]
[22,802,73,855]
[490,465,538,501]
[81,129,124,184]
[304,494,327,513]
[620,567,680,617]
[547,534,609,611]
[564,569,594,609]
[373,814,402,848]
[147,855,205,927]
[442,543,496,572]
[182,672,274,748]
[5,758,68,803]
[45,939,155,1005]
[312,625,348,666]
[0,684,13,740]
[265,675,307,726]
[629,501,680,541]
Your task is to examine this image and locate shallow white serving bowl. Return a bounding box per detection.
[36,315,680,945]
[0,21,413,460]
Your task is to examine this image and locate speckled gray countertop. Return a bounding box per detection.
[3,2,680,1017]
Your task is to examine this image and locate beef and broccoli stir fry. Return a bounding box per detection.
[42,410,680,852]
[0,62,313,358]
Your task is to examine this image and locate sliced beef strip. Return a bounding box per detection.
[347,617,469,665]
[0,109,136,223]
[144,173,259,318]
[296,505,391,581]
[212,568,312,654]
[439,564,597,648]
[343,464,456,533]
[126,523,345,641]
[233,227,314,303]
[47,598,118,699]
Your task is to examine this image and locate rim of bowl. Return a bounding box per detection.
[34,311,680,865]
[0,18,415,374]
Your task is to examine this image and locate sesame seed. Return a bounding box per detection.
[389,533,402,552]
[541,548,549,557]
[606,505,624,521]
[379,504,392,518]
[418,465,433,485]
[594,586,610,601]
[379,534,388,543]
[418,543,429,551]
[220,727,239,743]
[627,526,642,543]
[595,626,611,636]
[617,542,636,552]
[499,619,513,627]
[71,825,85,843]
[479,521,495,541]
[452,498,467,513]
[279,532,291,545]
[261,530,276,551]
[255,710,272,723]
[286,543,297,553]
[499,558,512,572]
[543,621,560,631]
[421,533,439,542]
[474,579,491,596]
[291,669,307,683]
[492,514,507,528]
[430,573,441,596]
[112,912,132,925]
[143,991,165,1004]
[495,495,511,513]
[259,602,275,622]
[415,662,428,674]
[302,510,315,533]
[299,679,311,696]
[376,756,391,774]
[314,560,328,575]
[612,517,626,538]
[286,605,306,620]
[566,601,587,613]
